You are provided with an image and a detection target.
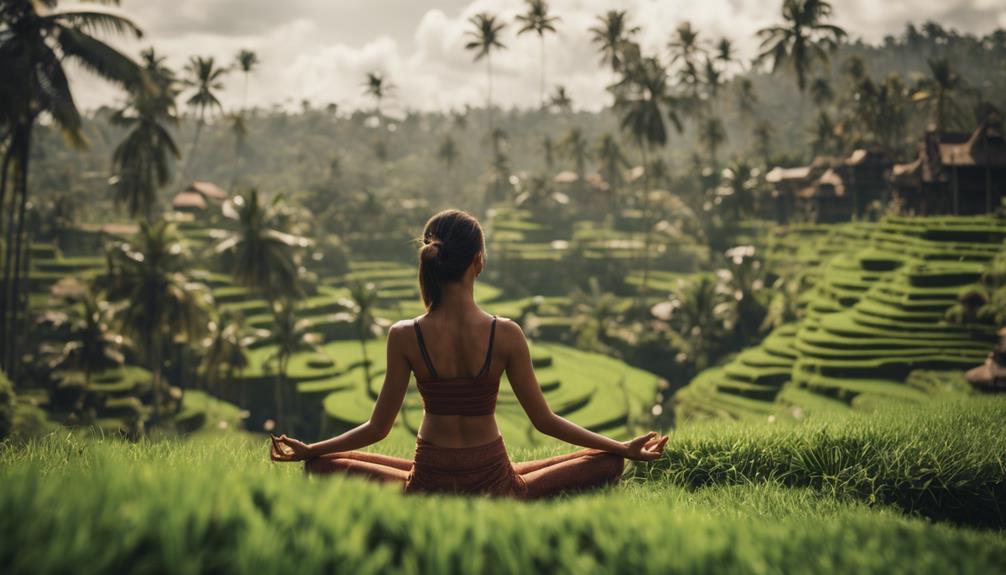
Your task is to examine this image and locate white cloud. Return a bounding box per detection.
[67,0,1006,113]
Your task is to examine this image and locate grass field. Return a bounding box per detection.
[2,398,1004,574]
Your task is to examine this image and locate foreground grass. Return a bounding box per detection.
[1,398,1005,574]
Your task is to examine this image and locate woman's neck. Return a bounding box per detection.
[435,281,478,316]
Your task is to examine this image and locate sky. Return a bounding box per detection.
[67,0,1006,114]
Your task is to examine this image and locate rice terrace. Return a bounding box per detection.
[1,0,1006,573]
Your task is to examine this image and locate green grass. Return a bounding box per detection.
[1,398,1005,574]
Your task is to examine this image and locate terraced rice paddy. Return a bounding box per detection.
[676,216,1006,421]
[19,214,659,444]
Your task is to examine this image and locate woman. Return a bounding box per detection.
[271,209,667,498]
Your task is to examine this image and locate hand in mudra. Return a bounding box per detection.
[270,434,312,462]
[622,431,669,461]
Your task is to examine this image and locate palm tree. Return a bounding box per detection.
[912,58,967,133]
[589,10,639,73]
[110,49,180,221]
[718,161,760,221]
[735,78,759,122]
[715,38,737,72]
[363,71,393,125]
[752,121,774,167]
[198,309,252,404]
[40,282,125,390]
[343,282,382,389]
[515,0,560,108]
[596,134,629,211]
[215,189,308,305]
[465,13,507,133]
[180,56,227,178]
[465,12,507,203]
[570,278,621,353]
[105,221,211,421]
[809,76,834,109]
[267,300,319,432]
[656,275,734,372]
[810,109,839,156]
[234,49,259,112]
[613,54,683,299]
[437,134,459,196]
[559,127,589,184]
[542,135,556,172]
[699,116,727,174]
[0,0,142,375]
[549,85,573,114]
[232,49,258,189]
[756,0,846,93]
[668,21,704,69]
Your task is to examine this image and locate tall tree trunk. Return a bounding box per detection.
[539,36,546,109]
[151,332,163,423]
[181,109,205,182]
[6,124,32,375]
[638,143,653,304]
[274,355,287,431]
[0,143,14,372]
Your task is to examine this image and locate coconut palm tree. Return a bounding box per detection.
[267,300,319,432]
[589,10,639,73]
[756,0,846,93]
[613,54,684,299]
[234,49,258,112]
[699,116,727,175]
[718,161,760,221]
[110,49,180,221]
[465,13,507,132]
[343,282,382,389]
[735,78,759,122]
[549,85,573,114]
[559,127,590,184]
[912,58,968,133]
[465,12,507,202]
[363,71,393,125]
[596,133,629,211]
[437,134,459,196]
[809,76,834,109]
[180,56,227,178]
[105,221,211,421]
[198,309,252,402]
[39,282,125,390]
[656,275,734,372]
[215,189,308,305]
[0,0,142,375]
[515,0,560,108]
[715,38,738,72]
[668,21,704,69]
[542,135,556,172]
[231,49,258,188]
[752,121,774,167]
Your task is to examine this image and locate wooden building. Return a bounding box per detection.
[766,150,891,223]
[890,116,1006,215]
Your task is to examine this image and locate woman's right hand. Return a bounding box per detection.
[621,432,669,461]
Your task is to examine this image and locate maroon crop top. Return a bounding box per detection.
[413,316,500,416]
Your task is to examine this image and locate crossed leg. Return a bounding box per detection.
[303,448,625,499]
[514,449,625,499]
[304,451,412,485]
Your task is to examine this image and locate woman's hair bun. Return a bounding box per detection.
[421,237,443,262]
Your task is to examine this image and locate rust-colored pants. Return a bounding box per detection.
[304,436,624,499]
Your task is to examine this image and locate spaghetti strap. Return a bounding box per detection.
[413,319,439,379]
[477,316,498,378]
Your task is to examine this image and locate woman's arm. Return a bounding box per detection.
[501,320,666,460]
[272,322,412,461]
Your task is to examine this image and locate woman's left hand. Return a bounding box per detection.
[270,434,313,462]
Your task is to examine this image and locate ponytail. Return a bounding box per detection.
[418,210,484,310]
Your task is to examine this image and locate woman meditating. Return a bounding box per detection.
[270,209,667,498]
